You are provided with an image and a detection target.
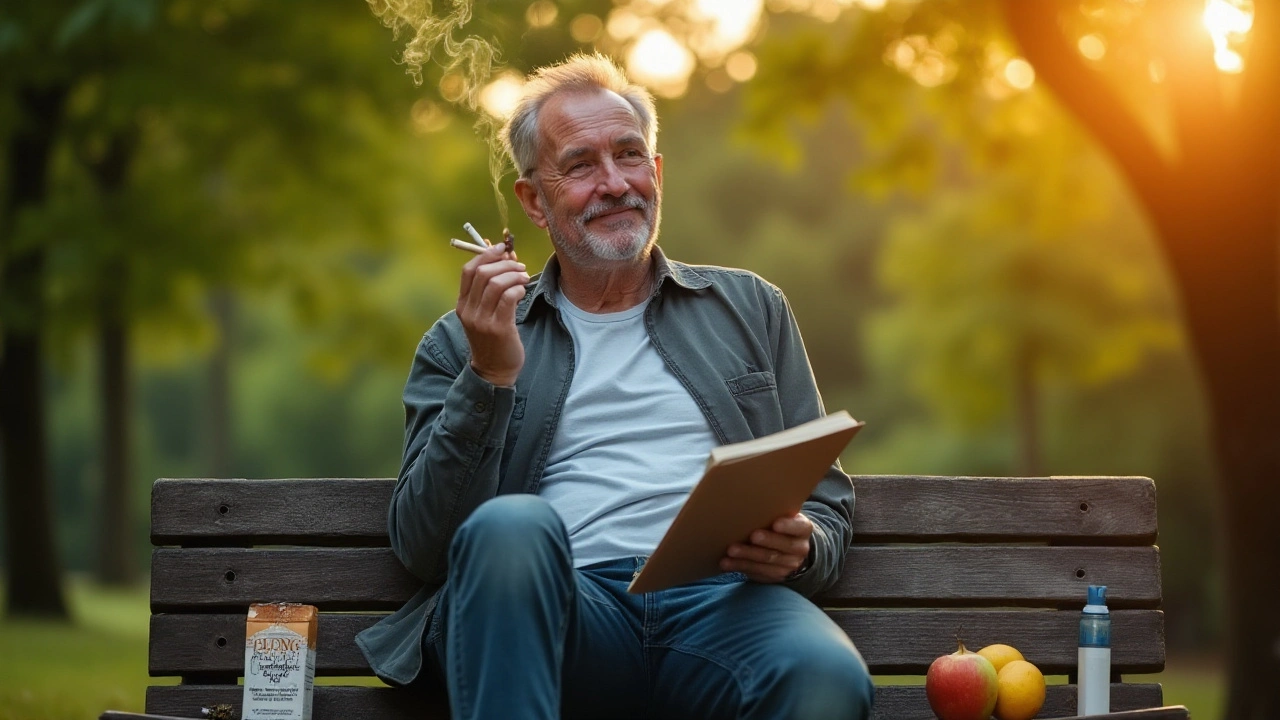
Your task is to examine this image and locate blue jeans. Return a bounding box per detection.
[423,495,874,720]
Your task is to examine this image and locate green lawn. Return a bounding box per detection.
[0,578,173,720]
[2,579,1224,719]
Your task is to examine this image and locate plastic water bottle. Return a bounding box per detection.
[1078,584,1111,715]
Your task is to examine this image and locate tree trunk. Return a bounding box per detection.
[83,130,140,587]
[0,85,70,619]
[209,289,235,477]
[1154,205,1280,720]
[96,292,135,586]
[0,332,68,618]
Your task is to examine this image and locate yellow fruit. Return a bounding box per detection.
[994,659,1046,720]
[977,643,1025,674]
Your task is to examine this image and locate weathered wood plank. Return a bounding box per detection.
[850,476,1157,543]
[149,476,1158,545]
[150,546,1162,612]
[822,545,1162,609]
[151,478,394,547]
[146,683,1166,719]
[149,609,1165,677]
[150,547,419,612]
[829,608,1164,674]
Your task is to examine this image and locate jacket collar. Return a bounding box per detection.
[516,245,712,323]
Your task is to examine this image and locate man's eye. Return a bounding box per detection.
[567,162,592,177]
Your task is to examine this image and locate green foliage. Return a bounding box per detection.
[746,2,1188,452]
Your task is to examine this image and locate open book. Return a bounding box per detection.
[627,411,863,593]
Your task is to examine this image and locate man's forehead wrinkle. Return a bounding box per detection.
[556,134,647,164]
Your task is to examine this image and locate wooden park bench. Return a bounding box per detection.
[107,475,1192,719]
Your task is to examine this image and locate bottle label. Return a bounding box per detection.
[1078,646,1111,714]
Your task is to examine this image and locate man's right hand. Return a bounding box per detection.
[457,243,529,388]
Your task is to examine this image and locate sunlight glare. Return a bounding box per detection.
[692,0,764,57]
[1203,0,1253,73]
[627,28,696,98]
[1214,47,1244,73]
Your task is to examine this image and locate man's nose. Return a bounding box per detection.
[595,158,631,197]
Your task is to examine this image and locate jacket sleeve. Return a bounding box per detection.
[387,318,515,584]
[764,284,856,598]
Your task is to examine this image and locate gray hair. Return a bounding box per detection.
[502,53,658,178]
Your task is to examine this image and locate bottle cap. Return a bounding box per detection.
[1084,584,1109,613]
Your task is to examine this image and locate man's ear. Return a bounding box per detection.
[514,177,548,229]
[654,153,663,192]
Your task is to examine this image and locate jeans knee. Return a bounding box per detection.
[450,495,569,573]
[764,642,874,720]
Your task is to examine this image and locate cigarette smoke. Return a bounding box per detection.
[366,0,510,227]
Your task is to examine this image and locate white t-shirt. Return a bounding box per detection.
[537,291,720,567]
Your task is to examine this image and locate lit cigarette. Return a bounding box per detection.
[463,222,489,247]
[450,238,487,254]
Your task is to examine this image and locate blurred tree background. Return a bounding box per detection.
[4,0,1267,717]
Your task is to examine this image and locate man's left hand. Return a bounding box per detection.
[720,513,813,583]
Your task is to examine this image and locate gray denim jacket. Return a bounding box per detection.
[356,246,855,687]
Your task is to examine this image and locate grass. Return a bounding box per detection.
[3,579,1225,719]
[0,577,173,720]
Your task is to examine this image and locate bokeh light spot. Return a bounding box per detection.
[607,8,644,40]
[526,1,559,29]
[411,99,451,134]
[570,14,603,43]
[627,28,696,97]
[1004,58,1035,90]
[725,51,758,82]
[1077,34,1106,61]
[479,73,525,120]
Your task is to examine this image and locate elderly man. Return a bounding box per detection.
[357,54,874,720]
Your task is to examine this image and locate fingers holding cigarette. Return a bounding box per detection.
[455,232,528,387]
[451,223,517,260]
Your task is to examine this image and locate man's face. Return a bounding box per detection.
[514,89,663,267]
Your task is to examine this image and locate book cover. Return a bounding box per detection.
[627,411,863,593]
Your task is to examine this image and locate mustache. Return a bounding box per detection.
[581,194,649,223]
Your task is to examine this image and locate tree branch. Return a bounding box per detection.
[999,0,1172,213]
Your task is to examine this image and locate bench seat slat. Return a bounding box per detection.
[149,609,1165,677]
[150,546,1163,612]
[149,476,1158,546]
[145,683,1165,719]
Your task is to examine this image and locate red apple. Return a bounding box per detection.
[925,640,999,720]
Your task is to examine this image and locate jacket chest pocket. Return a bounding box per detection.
[726,371,784,437]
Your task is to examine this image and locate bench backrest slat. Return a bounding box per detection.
[150,476,1158,546]
[149,545,1162,612]
[149,607,1165,677]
